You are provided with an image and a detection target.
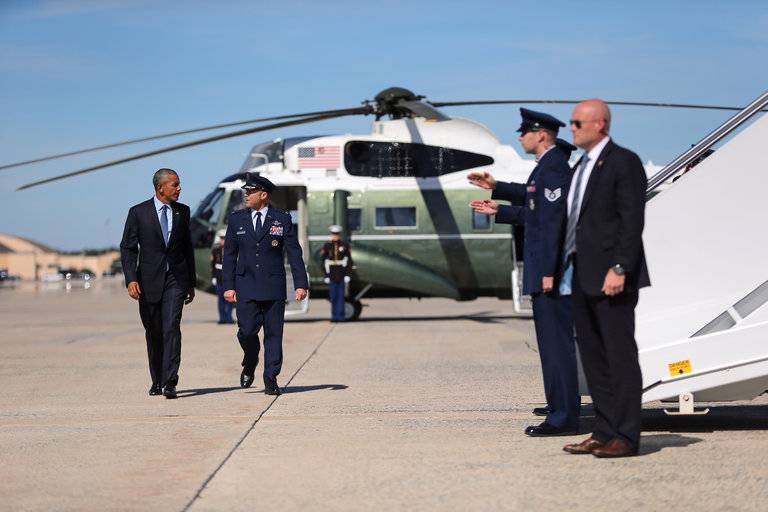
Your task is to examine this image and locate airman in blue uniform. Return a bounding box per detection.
[222,175,309,395]
[469,108,580,436]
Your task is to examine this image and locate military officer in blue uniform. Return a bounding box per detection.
[469,108,580,436]
[222,175,309,395]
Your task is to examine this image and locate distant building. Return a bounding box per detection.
[0,234,119,281]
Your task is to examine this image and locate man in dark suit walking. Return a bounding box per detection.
[120,168,196,399]
[560,100,651,458]
[222,174,308,396]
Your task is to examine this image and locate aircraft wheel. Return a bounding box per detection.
[343,300,363,321]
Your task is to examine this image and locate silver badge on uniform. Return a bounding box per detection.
[272,239,279,247]
[544,188,562,202]
[529,198,535,210]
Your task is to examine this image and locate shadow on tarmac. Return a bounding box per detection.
[642,404,768,432]
[244,384,349,394]
[288,311,532,324]
[177,386,241,397]
[639,434,703,455]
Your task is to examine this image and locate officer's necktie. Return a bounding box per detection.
[160,205,170,246]
[563,155,590,259]
[254,211,262,232]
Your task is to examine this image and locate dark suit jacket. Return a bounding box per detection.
[493,148,572,295]
[222,205,309,301]
[120,198,196,303]
[566,140,651,296]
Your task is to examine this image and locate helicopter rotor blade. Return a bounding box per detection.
[16,107,370,191]
[0,107,364,172]
[430,99,765,111]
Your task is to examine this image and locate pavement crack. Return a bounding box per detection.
[180,323,336,512]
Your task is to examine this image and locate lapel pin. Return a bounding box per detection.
[597,160,604,168]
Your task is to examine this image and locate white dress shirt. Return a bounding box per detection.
[251,205,269,230]
[153,195,173,235]
[566,136,611,216]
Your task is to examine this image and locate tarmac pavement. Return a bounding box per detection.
[1,279,767,511]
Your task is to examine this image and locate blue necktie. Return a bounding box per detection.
[160,205,170,246]
[254,211,262,231]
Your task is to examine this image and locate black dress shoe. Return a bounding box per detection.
[149,384,162,396]
[240,365,255,388]
[163,385,177,399]
[264,383,282,396]
[532,406,550,417]
[524,422,578,437]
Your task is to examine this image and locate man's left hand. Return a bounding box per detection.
[542,276,554,293]
[185,288,195,304]
[470,199,499,215]
[602,270,625,296]
[295,288,308,301]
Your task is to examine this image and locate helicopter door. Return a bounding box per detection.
[268,185,310,315]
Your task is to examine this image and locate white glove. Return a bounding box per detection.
[344,276,351,283]
[212,277,217,286]
[323,277,330,284]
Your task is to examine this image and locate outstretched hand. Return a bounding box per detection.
[467,171,496,190]
[470,199,499,215]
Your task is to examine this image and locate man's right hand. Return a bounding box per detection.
[127,281,141,300]
[224,289,237,303]
[467,171,497,190]
[470,199,499,215]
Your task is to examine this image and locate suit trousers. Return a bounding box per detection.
[572,262,643,448]
[138,271,185,388]
[329,281,346,321]
[236,299,286,385]
[531,292,580,429]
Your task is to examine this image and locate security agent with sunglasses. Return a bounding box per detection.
[469,108,580,436]
[561,100,650,458]
[222,174,309,395]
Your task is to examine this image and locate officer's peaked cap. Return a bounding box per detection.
[517,108,566,134]
[241,174,276,192]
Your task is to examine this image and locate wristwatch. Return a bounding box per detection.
[611,264,625,276]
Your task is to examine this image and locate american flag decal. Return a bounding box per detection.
[297,146,341,168]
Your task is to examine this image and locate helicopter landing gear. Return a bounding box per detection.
[343,300,363,321]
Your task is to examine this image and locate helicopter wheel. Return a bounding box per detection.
[343,300,363,321]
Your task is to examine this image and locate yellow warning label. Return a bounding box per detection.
[668,360,693,377]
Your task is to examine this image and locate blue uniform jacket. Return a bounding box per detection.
[493,147,572,295]
[222,206,309,301]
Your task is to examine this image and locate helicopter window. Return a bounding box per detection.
[238,140,283,172]
[375,207,416,229]
[344,141,494,178]
[226,189,245,216]
[194,188,225,226]
[472,211,491,230]
[348,208,362,232]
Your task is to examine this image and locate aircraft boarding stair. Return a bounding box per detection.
[635,90,768,412]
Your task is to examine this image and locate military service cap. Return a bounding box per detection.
[241,174,276,192]
[517,108,566,134]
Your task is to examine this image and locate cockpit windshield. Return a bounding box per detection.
[239,140,283,172]
[238,136,328,173]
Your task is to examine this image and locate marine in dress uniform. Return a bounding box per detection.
[222,175,309,395]
[470,109,580,436]
[321,225,353,322]
[210,229,234,324]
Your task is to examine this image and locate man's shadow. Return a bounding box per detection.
[245,384,348,394]
[177,386,241,397]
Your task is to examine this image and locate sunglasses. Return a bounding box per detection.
[570,119,600,129]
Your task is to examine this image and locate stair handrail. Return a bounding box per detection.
[647,90,768,194]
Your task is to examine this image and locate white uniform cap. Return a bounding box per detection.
[329,225,342,234]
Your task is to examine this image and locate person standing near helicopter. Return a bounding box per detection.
[469,109,580,437]
[321,225,353,322]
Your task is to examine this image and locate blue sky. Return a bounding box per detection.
[1,0,766,250]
